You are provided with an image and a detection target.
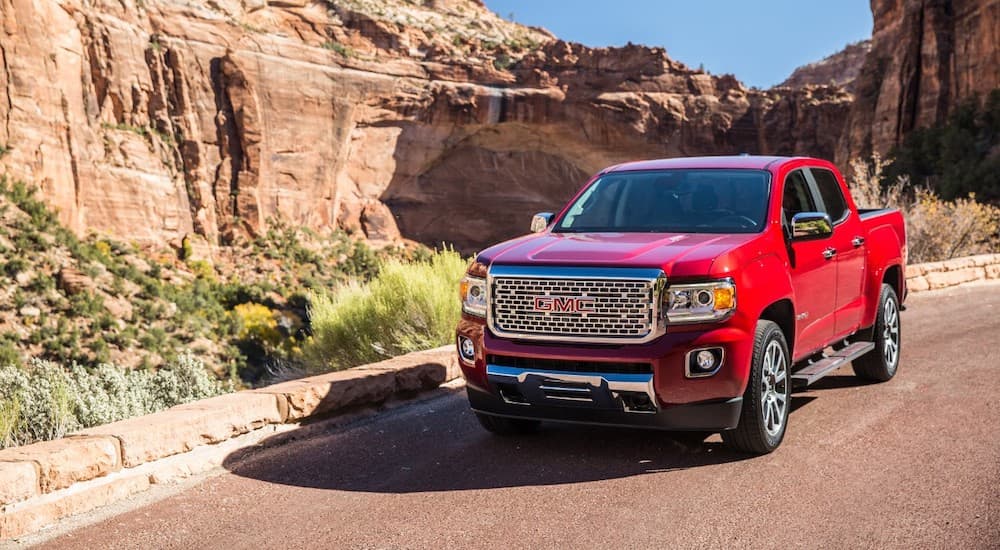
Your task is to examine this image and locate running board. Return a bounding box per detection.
[791,342,876,388]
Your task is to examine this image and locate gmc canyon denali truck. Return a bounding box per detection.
[456,155,907,453]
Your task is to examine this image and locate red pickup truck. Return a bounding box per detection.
[456,155,907,453]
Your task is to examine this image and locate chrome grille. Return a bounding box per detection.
[488,268,662,343]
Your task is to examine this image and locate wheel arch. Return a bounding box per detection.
[883,263,903,301]
[759,299,795,359]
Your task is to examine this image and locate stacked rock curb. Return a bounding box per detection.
[0,346,460,540]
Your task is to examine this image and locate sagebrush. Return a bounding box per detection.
[849,154,1000,263]
[0,354,230,449]
[305,249,467,371]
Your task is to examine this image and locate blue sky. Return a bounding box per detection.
[483,1,873,88]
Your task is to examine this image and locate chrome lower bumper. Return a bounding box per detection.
[486,364,658,414]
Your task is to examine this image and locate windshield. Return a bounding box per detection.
[554,169,771,234]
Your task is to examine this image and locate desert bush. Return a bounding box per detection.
[305,249,467,371]
[849,155,1000,263]
[0,354,229,449]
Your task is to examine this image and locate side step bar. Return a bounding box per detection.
[791,341,875,388]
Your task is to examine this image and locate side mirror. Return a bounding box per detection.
[530,212,554,233]
[790,212,833,240]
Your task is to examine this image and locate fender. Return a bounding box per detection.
[861,223,904,328]
[724,252,795,392]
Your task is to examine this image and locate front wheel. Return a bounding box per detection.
[853,284,901,382]
[722,320,791,454]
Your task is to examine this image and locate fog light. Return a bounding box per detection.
[458,336,476,363]
[686,347,724,378]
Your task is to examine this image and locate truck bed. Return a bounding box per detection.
[858,207,896,220]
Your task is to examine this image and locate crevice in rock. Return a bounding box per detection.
[0,42,12,143]
[210,55,245,228]
[897,3,925,142]
[59,92,82,222]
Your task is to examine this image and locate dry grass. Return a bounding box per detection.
[305,249,467,372]
[848,154,1000,263]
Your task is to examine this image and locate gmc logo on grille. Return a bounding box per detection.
[533,296,596,313]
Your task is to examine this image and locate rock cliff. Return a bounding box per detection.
[0,0,857,251]
[3,0,993,252]
[841,0,1000,160]
[780,40,872,92]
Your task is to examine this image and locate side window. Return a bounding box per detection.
[782,170,816,225]
[810,168,849,223]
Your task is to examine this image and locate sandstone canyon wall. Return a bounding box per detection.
[0,0,856,252]
[780,40,871,92]
[1,0,994,253]
[841,0,1000,160]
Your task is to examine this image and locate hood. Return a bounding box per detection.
[479,231,761,278]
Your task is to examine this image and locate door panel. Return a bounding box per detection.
[807,168,866,337]
[782,169,837,358]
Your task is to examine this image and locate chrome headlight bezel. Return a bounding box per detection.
[460,275,487,317]
[664,278,736,324]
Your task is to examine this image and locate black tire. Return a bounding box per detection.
[721,320,791,454]
[475,412,541,436]
[853,284,901,382]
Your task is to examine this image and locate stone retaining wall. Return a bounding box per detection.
[1,253,997,541]
[0,347,460,540]
[905,254,1000,292]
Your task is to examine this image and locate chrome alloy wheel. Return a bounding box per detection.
[882,298,900,370]
[760,340,788,438]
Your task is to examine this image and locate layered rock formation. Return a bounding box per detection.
[4,0,993,252]
[0,0,857,251]
[780,40,872,92]
[841,0,1000,159]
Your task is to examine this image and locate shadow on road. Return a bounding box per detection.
[806,374,880,391]
[222,391,821,494]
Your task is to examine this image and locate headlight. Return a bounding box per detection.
[459,275,487,317]
[664,279,736,323]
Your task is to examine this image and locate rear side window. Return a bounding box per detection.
[811,168,849,223]
[782,170,816,224]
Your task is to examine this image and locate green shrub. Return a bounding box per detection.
[0,354,229,448]
[305,249,467,371]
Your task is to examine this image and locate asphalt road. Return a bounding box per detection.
[32,281,1000,549]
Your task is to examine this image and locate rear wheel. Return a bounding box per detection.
[853,284,901,382]
[475,412,541,436]
[722,320,791,454]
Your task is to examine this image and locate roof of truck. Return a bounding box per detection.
[604,155,807,173]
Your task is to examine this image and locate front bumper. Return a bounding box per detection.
[457,314,754,431]
[468,386,742,431]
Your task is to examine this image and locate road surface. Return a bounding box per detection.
[30,282,1000,549]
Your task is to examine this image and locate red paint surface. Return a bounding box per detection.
[458,156,907,405]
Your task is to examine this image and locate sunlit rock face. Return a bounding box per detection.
[840,0,1000,161]
[13,0,978,251]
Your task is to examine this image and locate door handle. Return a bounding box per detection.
[823,247,837,260]
[851,236,865,247]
